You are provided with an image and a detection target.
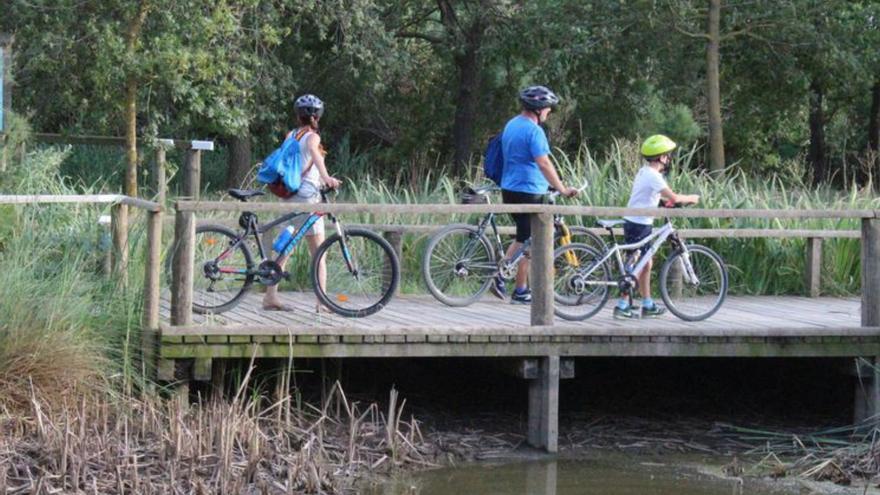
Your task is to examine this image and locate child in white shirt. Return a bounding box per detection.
[615,135,699,319]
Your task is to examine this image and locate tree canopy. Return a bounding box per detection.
[3,0,879,187]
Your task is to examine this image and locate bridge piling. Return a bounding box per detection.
[857,216,880,422]
[527,213,560,453]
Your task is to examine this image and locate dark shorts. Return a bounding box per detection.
[623,221,652,254]
[502,189,545,243]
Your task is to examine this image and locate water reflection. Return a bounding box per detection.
[370,458,770,495]
[525,460,557,495]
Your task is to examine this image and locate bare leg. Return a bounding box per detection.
[505,241,529,290]
[263,250,293,309]
[637,257,653,300]
[306,231,328,311]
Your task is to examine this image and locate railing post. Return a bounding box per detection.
[141,145,167,379]
[111,203,128,285]
[153,145,167,204]
[862,216,880,327]
[527,211,559,453]
[855,215,880,424]
[170,206,195,326]
[805,236,822,297]
[530,212,555,326]
[182,148,201,200]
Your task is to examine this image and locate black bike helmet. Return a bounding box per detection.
[295,94,325,118]
[519,86,560,111]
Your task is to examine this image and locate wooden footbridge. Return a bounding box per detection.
[4,146,880,453]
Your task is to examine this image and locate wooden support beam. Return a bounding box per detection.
[182,149,201,200]
[193,358,212,382]
[157,358,175,382]
[212,359,227,400]
[519,358,575,379]
[862,217,880,327]
[527,356,560,453]
[805,237,822,297]
[141,209,162,376]
[170,210,195,326]
[530,212,554,326]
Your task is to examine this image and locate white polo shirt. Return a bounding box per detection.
[623,166,668,225]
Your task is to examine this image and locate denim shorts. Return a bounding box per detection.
[285,181,324,236]
[623,221,652,254]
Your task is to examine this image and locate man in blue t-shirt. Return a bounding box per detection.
[493,86,579,304]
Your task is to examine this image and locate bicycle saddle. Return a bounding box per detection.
[228,189,265,201]
[596,219,625,228]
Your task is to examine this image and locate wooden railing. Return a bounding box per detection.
[171,201,880,331]
[0,193,164,372]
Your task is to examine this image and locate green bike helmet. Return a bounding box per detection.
[641,134,677,159]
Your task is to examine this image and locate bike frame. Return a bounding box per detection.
[578,220,699,286]
[213,191,351,278]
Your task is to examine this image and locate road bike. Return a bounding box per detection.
[552,202,728,321]
[422,183,603,306]
[180,188,400,317]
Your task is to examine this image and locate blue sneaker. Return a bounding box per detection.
[510,288,532,305]
[641,304,667,318]
[489,275,507,300]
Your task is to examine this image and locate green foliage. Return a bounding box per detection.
[2,0,879,183]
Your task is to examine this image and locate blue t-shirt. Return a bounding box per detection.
[500,115,550,194]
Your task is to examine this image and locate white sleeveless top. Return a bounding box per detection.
[297,130,322,188]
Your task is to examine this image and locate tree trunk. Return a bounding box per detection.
[226,134,253,188]
[122,0,151,197]
[124,77,138,197]
[451,41,481,176]
[869,78,880,154]
[808,79,828,185]
[706,0,726,174]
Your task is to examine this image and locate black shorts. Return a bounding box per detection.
[623,221,653,255]
[502,189,545,243]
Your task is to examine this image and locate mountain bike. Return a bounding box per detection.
[422,183,603,306]
[552,202,728,321]
[180,188,400,318]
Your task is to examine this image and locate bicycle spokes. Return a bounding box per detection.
[315,229,398,317]
[660,245,728,321]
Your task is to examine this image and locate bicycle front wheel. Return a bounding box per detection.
[422,224,497,307]
[659,244,728,321]
[190,225,255,314]
[553,243,612,321]
[313,228,399,317]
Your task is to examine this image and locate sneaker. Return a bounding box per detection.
[489,276,507,300]
[510,288,532,305]
[613,305,636,319]
[641,304,667,318]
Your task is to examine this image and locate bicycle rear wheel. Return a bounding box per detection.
[553,243,612,321]
[313,228,399,317]
[659,244,728,321]
[189,225,254,314]
[422,224,497,307]
[559,225,606,253]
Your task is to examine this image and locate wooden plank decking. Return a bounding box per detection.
[158,294,879,359]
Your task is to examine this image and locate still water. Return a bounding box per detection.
[369,458,785,495]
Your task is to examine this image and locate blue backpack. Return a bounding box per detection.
[483,133,503,186]
[257,129,308,198]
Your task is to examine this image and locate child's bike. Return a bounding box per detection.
[553,202,728,321]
